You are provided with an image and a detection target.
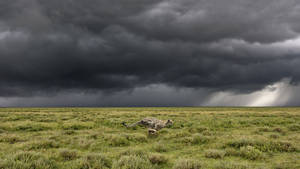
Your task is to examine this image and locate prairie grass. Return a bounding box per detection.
[173,159,203,169]
[204,149,226,159]
[148,153,168,165]
[59,149,79,161]
[112,155,152,169]
[0,107,299,169]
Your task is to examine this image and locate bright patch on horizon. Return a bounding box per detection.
[247,80,290,106]
[203,79,292,107]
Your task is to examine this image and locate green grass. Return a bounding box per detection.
[0,107,299,169]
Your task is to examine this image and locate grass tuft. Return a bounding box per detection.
[119,148,148,159]
[148,153,168,165]
[204,149,225,159]
[153,141,170,152]
[191,134,211,145]
[0,151,58,169]
[123,133,148,143]
[106,134,130,147]
[226,138,296,152]
[239,146,265,160]
[214,161,251,169]
[71,153,111,169]
[173,159,202,169]
[59,149,79,161]
[288,124,300,131]
[112,155,153,169]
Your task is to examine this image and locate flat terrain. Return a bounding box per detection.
[0,107,299,169]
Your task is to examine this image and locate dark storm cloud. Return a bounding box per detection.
[0,84,210,107]
[0,0,300,98]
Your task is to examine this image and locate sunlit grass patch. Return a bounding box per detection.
[0,151,58,169]
[112,155,153,169]
[226,138,296,152]
[213,161,251,169]
[105,134,130,147]
[239,146,265,160]
[173,159,203,169]
[204,149,226,159]
[119,148,149,159]
[191,134,212,145]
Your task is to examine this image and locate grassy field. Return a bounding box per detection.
[0,107,299,169]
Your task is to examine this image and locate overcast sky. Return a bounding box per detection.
[0,0,300,107]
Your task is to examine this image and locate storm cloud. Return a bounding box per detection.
[0,0,300,106]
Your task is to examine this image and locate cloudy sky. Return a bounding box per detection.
[0,0,300,107]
